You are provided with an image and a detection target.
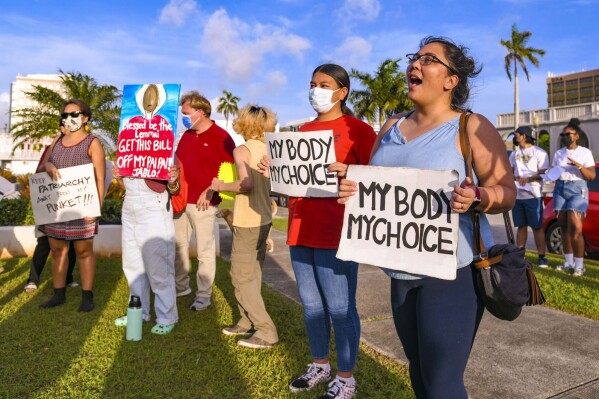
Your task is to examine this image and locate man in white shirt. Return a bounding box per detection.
[509,126,550,267]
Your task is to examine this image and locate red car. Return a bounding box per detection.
[542,163,599,254]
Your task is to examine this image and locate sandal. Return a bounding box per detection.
[151,323,176,335]
[24,281,38,293]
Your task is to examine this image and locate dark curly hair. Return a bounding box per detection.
[419,36,482,110]
[564,118,582,135]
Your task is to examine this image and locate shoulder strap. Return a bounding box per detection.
[458,112,515,262]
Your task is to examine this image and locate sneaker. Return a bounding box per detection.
[537,256,549,268]
[24,281,38,293]
[222,325,254,336]
[555,263,573,271]
[289,363,331,393]
[177,287,192,297]
[66,281,80,288]
[573,267,586,277]
[189,297,211,311]
[318,376,357,399]
[237,336,276,349]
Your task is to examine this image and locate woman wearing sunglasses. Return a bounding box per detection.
[338,37,516,398]
[552,118,596,276]
[39,99,106,312]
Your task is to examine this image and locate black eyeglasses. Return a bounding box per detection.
[406,53,458,75]
[560,132,576,137]
[61,111,83,119]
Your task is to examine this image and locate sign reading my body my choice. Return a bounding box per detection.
[116,84,181,180]
[264,130,338,197]
[337,165,459,280]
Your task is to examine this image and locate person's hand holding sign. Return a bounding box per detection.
[451,176,479,213]
[337,177,357,205]
[328,162,348,178]
[45,162,61,181]
[258,155,270,178]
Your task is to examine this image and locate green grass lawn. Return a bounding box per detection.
[525,252,599,320]
[0,257,412,399]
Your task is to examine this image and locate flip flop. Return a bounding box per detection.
[114,315,128,327]
[151,323,176,335]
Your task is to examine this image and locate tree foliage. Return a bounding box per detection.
[9,70,121,155]
[217,90,240,128]
[349,59,412,127]
[500,24,545,129]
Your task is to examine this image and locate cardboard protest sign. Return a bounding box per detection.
[29,163,101,225]
[265,130,337,197]
[337,165,459,280]
[116,84,181,180]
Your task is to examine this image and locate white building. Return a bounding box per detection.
[496,102,599,161]
[1,74,63,174]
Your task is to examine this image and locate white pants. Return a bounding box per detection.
[122,179,178,325]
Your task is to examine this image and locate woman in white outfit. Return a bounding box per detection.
[113,164,180,334]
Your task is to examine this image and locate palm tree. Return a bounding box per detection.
[9,69,121,155]
[500,24,546,130]
[349,59,411,128]
[217,90,240,129]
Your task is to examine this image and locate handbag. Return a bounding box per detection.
[458,112,546,321]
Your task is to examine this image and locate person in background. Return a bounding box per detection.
[338,36,516,398]
[509,126,549,267]
[39,99,106,312]
[209,104,279,349]
[24,121,78,293]
[174,91,235,310]
[552,118,596,276]
[261,64,376,399]
[112,161,180,335]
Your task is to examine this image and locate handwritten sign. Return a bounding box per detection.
[116,83,181,180]
[29,163,101,225]
[265,130,337,197]
[337,165,459,280]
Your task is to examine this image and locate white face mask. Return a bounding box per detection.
[63,115,83,132]
[309,87,340,114]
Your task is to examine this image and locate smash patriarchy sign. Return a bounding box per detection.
[264,130,338,197]
[116,83,181,180]
[337,165,459,280]
[29,163,101,225]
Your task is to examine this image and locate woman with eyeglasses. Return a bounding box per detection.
[338,36,516,398]
[208,104,279,349]
[261,64,376,399]
[39,99,106,312]
[552,118,596,276]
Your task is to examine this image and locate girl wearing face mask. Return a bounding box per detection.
[551,118,596,276]
[38,99,106,312]
[262,64,375,399]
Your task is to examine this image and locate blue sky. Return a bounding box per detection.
[1,0,598,131]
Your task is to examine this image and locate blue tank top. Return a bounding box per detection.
[370,113,494,280]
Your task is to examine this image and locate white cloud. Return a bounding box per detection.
[330,36,372,69]
[247,71,288,98]
[200,9,311,83]
[341,0,381,22]
[159,0,198,27]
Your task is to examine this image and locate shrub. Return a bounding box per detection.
[0,198,123,226]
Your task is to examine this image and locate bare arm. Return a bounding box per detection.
[452,114,516,214]
[210,146,253,194]
[89,138,106,209]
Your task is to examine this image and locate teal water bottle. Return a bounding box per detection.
[126,295,143,341]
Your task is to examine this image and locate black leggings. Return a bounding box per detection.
[391,265,484,399]
[28,236,76,285]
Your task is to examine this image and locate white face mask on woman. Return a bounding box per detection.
[63,115,83,132]
[309,87,340,114]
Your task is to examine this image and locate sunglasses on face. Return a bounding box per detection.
[560,132,576,137]
[61,111,83,119]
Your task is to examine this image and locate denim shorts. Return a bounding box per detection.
[553,180,589,214]
[512,197,543,229]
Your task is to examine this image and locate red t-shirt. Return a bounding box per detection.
[287,114,376,248]
[176,122,235,205]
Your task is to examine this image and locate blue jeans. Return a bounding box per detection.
[553,180,589,214]
[290,246,360,372]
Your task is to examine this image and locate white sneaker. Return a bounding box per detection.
[319,376,357,399]
[556,263,574,271]
[289,363,331,392]
[573,267,585,276]
[177,287,192,297]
